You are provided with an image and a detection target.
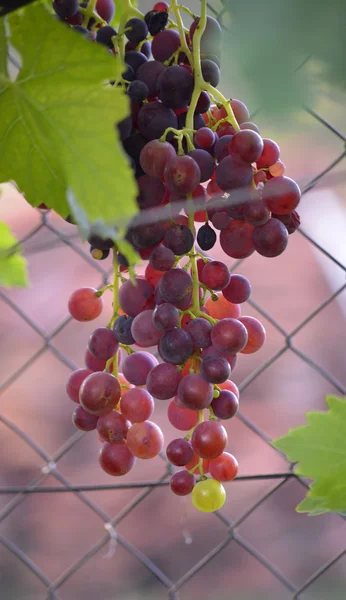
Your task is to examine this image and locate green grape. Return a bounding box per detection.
[191,478,226,513]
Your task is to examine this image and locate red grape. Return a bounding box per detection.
[195,127,216,149]
[126,421,164,459]
[118,278,155,317]
[131,309,163,346]
[216,156,253,192]
[211,390,239,419]
[99,442,136,476]
[238,316,266,354]
[66,368,92,403]
[164,156,201,194]
[158,268,192,305]
[186,318,212,349]
[146,363,182,400]
[263,176,301,215]
[230,99,250,124]
[149,246,175,271]
[252,218,288,257]
[68,287,103,322]
[137,175,166,209]
[166,439,194,466]
[159,328,194,365]
[144,263,165,287]
[200,355,231,384]
[209,452,238,481]
[153,303,180,331]
[140,140,176,178]
[97,410,129,442]
[211,318,248,353]
[96,0,115,23]
[191,421,228,459]
[177,373,214,410]
[122,351,158,386]
[222,274,251,304]
[205,293,241,319]
[120,387,154,422]
[153,1,169,10]
[168,400,199,431]
[201,260,231,291]
[170,470,195,495]
[220,220,255,259]
[79,372,121,416]
[272,210,300,234]
[243,200,271,226]
[256,138,280,168]
[72,406,99,431]
[84,348,107,372]
[229,130,264,164]
[152,29,181,63]
[219,379,240,398]
[88,327,119,361]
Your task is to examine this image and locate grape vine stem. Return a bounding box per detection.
[170,0,193,64]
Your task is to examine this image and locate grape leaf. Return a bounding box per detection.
[220,0,346,113]
[0,18,6,77]
[0,219,28,287]
[0,2,137,225]
[272,395,346,515]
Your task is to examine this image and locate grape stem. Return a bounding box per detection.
[81,0,106,27]
[116,0,142,63]
[170,0,193,64]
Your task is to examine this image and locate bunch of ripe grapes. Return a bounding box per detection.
[55,0,301,512]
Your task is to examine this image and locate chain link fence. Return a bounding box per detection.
[1,2,346,599]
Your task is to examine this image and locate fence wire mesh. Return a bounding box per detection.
[1,2,346,599]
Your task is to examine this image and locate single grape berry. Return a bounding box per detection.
[191,421,228,459]
[211,389,239,419]
[96,25,117,48]
[99,442,136,476]
[126,421,164,459]
[222,274,252,304]
[79,372,121,416]
[53,0,79,19]
[68,287,103,322]
[125,18,148,44]
[97,410,129,442]
[197,223,217,251]
[127,80,149,102]
[72,406,99,432]
[144,9,169,35]
[170,471,195,496]
[88,327,119,361]
[113,315,135,345]
[191,478,226,512]
[66,368,93,403]
[166,439,194,467]
[164,224,194,255]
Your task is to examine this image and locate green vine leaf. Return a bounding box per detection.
[0,218,28,288]
[220,0,346,113]
[272,395,346,515]
[0,2,137,225]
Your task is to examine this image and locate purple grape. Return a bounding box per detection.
[159,328,194,364]
[146,363,182,400]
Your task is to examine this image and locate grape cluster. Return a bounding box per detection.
[55,0,302,512]
[66,261,265,512]
[53,0,301,262]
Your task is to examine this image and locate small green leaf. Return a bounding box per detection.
[272,395,346,515]
[0,3,137,225]
[0,220,28,287]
